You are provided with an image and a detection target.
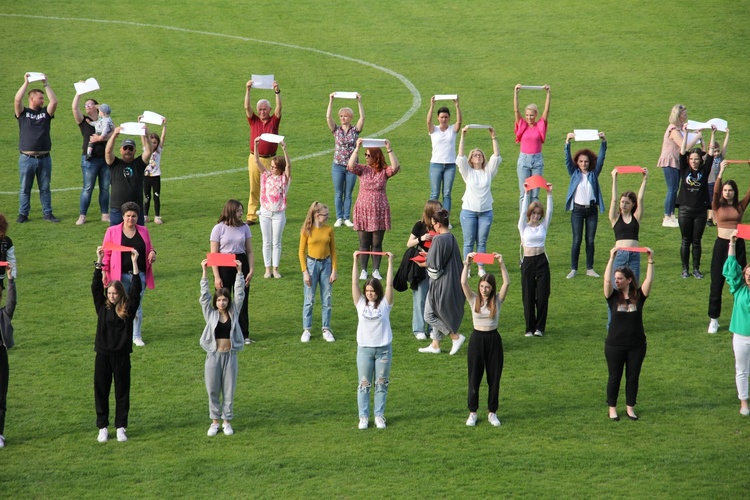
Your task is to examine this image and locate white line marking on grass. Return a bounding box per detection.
[0,13,421,194]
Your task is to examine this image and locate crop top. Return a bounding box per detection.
[469,295,501,330]
[214,318,231,339]
[712,175,750,230]
[613,215,639,241]
[518,192,552,248]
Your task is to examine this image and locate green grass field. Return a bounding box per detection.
[2,1,750,498]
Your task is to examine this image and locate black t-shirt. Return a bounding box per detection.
[17,106,53,151]
[109,156,147,208]
[78,118,105,157]
[606,289,647,348]
[676,153,714,209]
[411,220,431,252]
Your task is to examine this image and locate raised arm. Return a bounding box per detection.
[14,75,30,117]
[244,80,254,118]
[352,251,362,305]
[603,247,617,297]
[641,248,654,296]
[72,90,83,122]
[281,141,291,180]
[140,127,153,163]
[384,253,395,305]
[253,137,267,174]
[452,97,462,132]
[426,95,435,134]
[634,169,647,221]
[326,93,336,132]
[44,78,58,116]
[518,192,529,234]
[542,188,553,228]
[564,134,576,175]
[496,253,510,302]
[105,126,120,165]
[159,118,167,147]
[461,254,476,302]
[541,84,551,122]
[594,133,607,174]
[458,126,467,157]
[513,84,522,121]
[355,93,365,132]
[273,80,282,118]
[609,169,619,226]
[721,128,730,157]
[680,124,689,155]
[489,127,499,156]
[244,235,255,285]
[385,140,400,173]
[347,138,362,171]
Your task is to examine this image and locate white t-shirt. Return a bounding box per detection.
[356,295,393,347]
[429,126,457,164]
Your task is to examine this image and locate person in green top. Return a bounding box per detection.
[722,231,750,416]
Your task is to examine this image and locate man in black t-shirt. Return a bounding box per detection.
[105,126,152,226]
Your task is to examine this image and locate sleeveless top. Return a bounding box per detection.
[613,215,639,241]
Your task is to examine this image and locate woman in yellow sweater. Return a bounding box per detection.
[299,201,338,342]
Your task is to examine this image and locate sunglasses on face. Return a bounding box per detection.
[122,146,135,152]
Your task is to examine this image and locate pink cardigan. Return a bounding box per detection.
[102,223,155,289]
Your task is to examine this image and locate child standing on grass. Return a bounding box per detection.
[0,215,17,291]
[352,251,394,430]
[87,104,113,159]
[0,262,16,449]
[200,258,245,437]
[143,117,166,224]
[255,136,291,279]
[299,202,338,343]
[706,128,730,226]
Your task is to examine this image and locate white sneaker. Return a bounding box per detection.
[466,413,477,427]
[533,330,544,337]
[101,213,110,222]
[359,270,368,280]
[478,268,487,278]
[76,215,86,225]
[418,344,440,354]
[358,417,368,429]
[344,219,354,227]
[154,216,163,225]
[372,269,383,280]
[414,332,427,340]
[525,332,534,337]
[0,434,4,448]
[586,269,600,278]
[222,422,234,435]
[207,423,220,436]
[449,334,466,355]
[97,428,108,443]
[116,427,128,442]
[334,218,343,227]
[300,330,311,343]
[322,329,335,342]
[708,318,719,334]
[133,337,145,347]
[488,413,502,427]
[144,215,149,223]
[566,270,577,279]
[663,215,679,227]
[374,416,386,429]
[740,407,750,416]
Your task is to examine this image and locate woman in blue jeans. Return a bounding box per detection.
[352,251,394,430]
[564,132,607,279]
[427,95,462,213]
[72,93,111,225]
[456,126,502,277]
[326,93,364,227]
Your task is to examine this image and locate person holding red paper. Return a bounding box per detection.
[514,84,550,213]
[405,200,442,340]
[722,232,750,417]
[609,167,648,281]
[457,126,502,278]
[102,202,156,347]
[707,160,750,334]
[210,200,254,345]
[518,185,553,337]
[461,252,508,428]
[0,262,16,449]
[564,132,607,279]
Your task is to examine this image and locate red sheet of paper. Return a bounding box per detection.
[736,224,750,240]
[103,241,134,252]
[206,253,237,267]
[472,253,495,264]
[0,261,8,266]
[358,251,387,256]
[423,231,438,249]
[725,160,750,164]
[410,255,427,263]
[615,166,645,174]
[618,246,649,253]
[524,174,550,191]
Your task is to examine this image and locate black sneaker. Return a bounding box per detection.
[16,214,29,223]
[43,213,60,223]
[706,219,714,227]
[693,269,704,279]
[681,269,689,279]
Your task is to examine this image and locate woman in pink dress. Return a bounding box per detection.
[347,138,400,280]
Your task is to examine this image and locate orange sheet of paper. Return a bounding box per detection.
[358,251,387,256]
[725,160,750,164]
[615,166,645,174]
[524,174,550,191]
[736,225,750,240]
[618,246,649,253]
[103,241,134,252]
[410,255,427,263]
[206,253,237,267]
[472,253,495,264]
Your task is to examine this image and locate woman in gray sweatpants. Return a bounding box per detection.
[199,258,246,437]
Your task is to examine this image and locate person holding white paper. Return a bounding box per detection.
[327,93,364,227]
[105,127,153,226]
[87,104,113,159]
[72,93,111,225]
[563,132,607,279]
[347,139,400,280]
[427,95,462,213]
[245,79,282,225]
[456,126,502,277]
[514,84,550,213]
[14,73,59,223]
[143,117,167,224]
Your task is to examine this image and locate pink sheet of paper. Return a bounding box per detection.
[736,224,750,240]
[472,253,495,264]
[103,241,134,252]
[615,166,645,174]
[524,174,550,191]
[618,246,649,253]
[206,253,237,267]
[410,255,427,263]
[0,261,8,266]
[358,251,387,256]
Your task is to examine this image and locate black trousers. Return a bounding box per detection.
[94,353,131,429]
[467,329,503,413]
[0,346,8,435]
[218,252,250,339]
[605,343,647,407]
[678,206,708,270]
[521,253,550,333]
[143,176,161,217]
[709,237,746,319]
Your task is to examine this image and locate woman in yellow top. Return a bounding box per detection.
[299,201,338,343]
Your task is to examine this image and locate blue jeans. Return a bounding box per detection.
[302,256,332,330]
[517,153,544,212]
[662,167,680,216]
[120,272,146,340]
[110,207,145,226]
[412,278,431,334]
[80,155,111,215]
[331,162,356,220]
[357,344,392,418]
[460,209,494,262]
[18,153,52,216]
[570,205,599,270]
[429,162,456,212]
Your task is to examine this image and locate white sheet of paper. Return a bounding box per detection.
[361,138,387,148]
[433,94,458,101]
[119,122,147,136]
[251,74,274,90]
[74,78,100,95]
[139,111,165,125]
[467,124,491,129]
[259,133,284,144]
[687,118,728,132]
[27,72,45,82]
[574,129,600,141]
[687,132,701,145]
[520,85,545,90]
[333,91,358,99]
